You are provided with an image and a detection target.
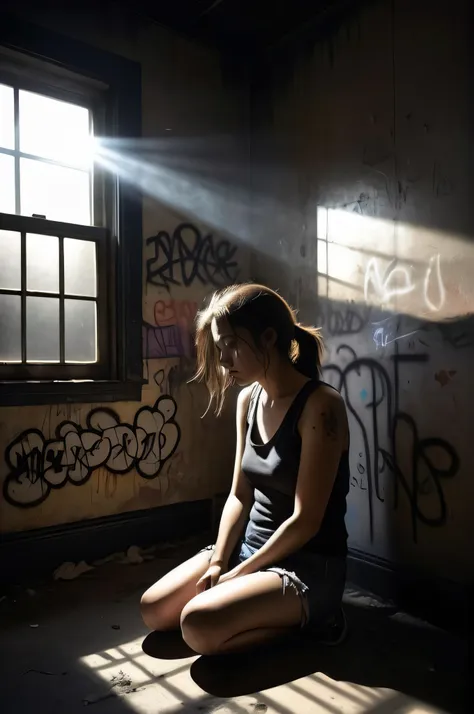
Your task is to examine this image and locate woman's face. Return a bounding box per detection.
[211,316,266,386]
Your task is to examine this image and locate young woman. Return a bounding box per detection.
[140,284,350,655]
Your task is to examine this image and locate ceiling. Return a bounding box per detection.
[131,0,362,56]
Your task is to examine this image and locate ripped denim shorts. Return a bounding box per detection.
[200,540,346,630]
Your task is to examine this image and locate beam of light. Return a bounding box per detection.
[93,136,254,242]
[91,136,473,327]
[92,135,303,248]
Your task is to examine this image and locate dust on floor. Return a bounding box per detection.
[0,536,467,714]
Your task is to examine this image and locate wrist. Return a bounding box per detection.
[235,559,251,576]
[210,556,225,568]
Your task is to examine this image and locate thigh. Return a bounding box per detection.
[181,570,302,642]
[141,548,212,630]
[278,552,346,629]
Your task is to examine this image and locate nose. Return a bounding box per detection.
[219,348,232,369]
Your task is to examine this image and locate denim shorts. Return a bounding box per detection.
[201,540,346,630]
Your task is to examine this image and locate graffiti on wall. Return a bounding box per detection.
[316,296,474,350]
[364,255,446,313]
[146,222,239,290]
[3,396,181,508]
[143,299,198,360]
[317,301,372,337]
[152,358,196,397]
[323,343,459,543]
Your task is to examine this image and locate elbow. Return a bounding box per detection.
[292,514,322,543]
[231,487,252,511]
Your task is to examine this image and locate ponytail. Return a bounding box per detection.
[291,323,324,379]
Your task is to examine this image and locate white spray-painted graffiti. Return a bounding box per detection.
[364,255,445,313]
[4,396,180,508]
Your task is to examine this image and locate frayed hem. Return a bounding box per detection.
[266,567,310,628]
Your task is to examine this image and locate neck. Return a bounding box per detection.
[258,358,310,402]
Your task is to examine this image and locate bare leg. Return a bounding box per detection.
[140,550,211,631]
[180,571,302,655]
[215,626,291,653]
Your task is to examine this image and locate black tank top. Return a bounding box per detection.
[241,380,350,557]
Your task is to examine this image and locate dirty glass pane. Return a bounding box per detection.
[0,294,21,362]
[65,299,97,363]
[27,296,59,362]
[0,230,21,290]
[27,234,59,293]
[20,158,91,224]
[64,238,97,297]
[0,154,16,214]
[19,90,91,168]
[0,84,14,150]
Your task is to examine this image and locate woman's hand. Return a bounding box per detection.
[196,563,223,594]
[214,563,246,586]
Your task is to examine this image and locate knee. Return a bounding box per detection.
[180,601,222,655]
[140,590,172,631]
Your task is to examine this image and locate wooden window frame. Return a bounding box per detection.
[0,213,112,381]
[0,13,143,406]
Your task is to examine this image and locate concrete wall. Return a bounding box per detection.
[0,1,250,533]
[249,0,474,584]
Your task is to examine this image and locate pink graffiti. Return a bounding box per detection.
[153,299,198,359]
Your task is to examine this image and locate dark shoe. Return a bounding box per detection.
[316,607,348,646]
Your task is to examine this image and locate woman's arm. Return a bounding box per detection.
[224,387,347,578]
[210,385,254,569]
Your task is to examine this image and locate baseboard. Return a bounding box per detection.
[0,499,212,587]
[347,547,470,634]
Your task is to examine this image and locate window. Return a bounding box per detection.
[0,16,142,405]
[0,84,110,379]
[0,85,94,222]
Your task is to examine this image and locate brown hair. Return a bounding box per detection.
[193,283,324,415]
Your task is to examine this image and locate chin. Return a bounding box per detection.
[235,376,255,388]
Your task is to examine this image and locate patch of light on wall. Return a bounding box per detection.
[316,206,474,322]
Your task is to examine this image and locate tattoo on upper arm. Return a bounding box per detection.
[321,408,338,440]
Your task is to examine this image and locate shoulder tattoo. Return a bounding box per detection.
[321,407,338,441]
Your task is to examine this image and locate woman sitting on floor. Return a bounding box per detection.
[141,283,350,655]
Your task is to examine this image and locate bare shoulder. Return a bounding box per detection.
[237,383,255,411]
[300,383,348,446]
[236,383,257,424]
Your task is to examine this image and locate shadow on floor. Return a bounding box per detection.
[143,629,196,659]
[143,598,467,714]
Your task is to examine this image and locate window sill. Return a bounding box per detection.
[0,379,145,406]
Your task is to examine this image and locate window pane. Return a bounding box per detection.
[0,294,21,362]
[64,238,97,297]
[26,234,59,293]
[0,230,21,290]
[65,299,97,363]
[19,90,91,168]
[27,296,59,362]
[20,158,91,225]
[0,154,15,214]
[0,84,14,150]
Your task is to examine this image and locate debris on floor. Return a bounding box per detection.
[53,545,158,582]
[83,670,141,706]
[93,544,157,567]
[54,561,95,581]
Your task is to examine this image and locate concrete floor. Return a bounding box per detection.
[0,536,467,714]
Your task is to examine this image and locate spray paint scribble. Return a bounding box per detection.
[4,397,180,508]
[146,222,239,290]
[323,345,459,543]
